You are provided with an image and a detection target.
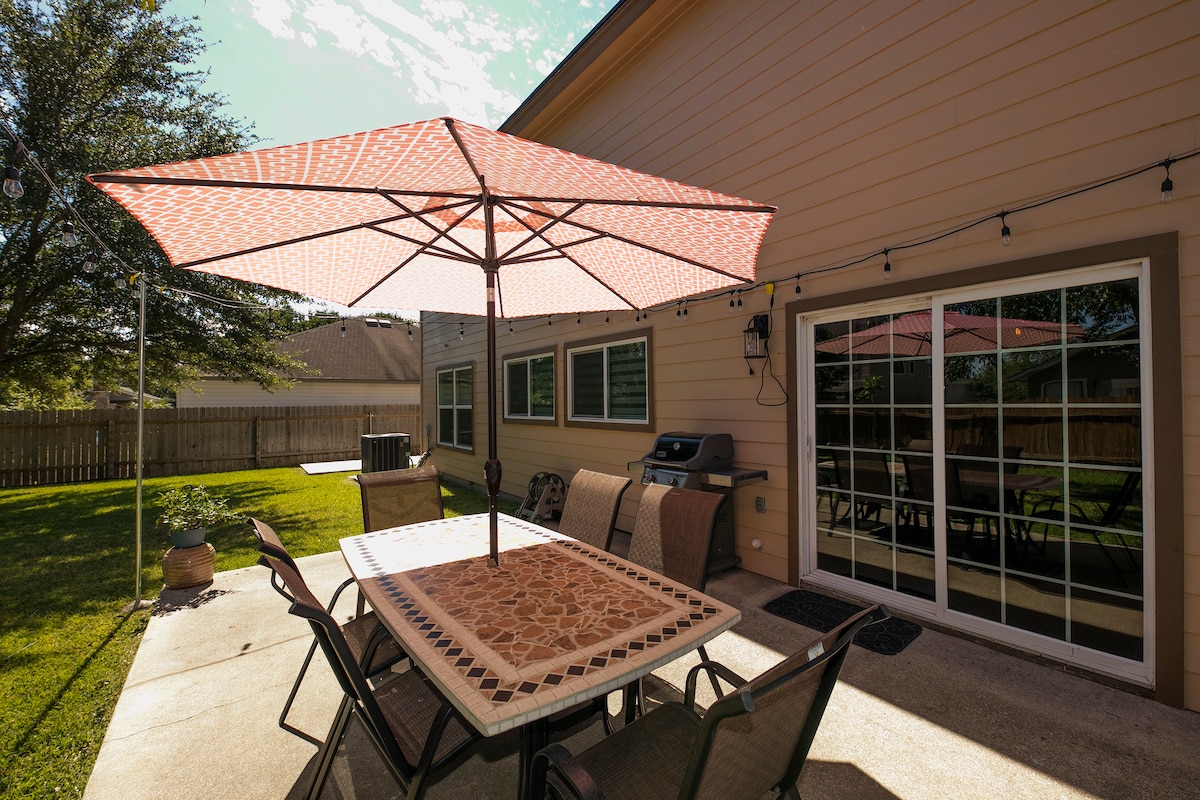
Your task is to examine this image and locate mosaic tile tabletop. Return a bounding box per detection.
[341,513,741,736]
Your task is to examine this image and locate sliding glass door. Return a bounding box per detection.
[804,262,1149,678]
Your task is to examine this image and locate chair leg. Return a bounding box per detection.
[697,645,724,699]
[280,638,324,746]
[305,695,354,800]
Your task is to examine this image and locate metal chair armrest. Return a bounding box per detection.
[683,660,748,710]
[526,742,606,800]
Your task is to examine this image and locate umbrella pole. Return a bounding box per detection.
[484,262,501,567]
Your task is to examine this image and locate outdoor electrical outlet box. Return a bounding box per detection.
[755,496,766,513]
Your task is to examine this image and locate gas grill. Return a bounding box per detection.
[632,432,767,573]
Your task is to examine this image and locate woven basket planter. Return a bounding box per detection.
[162,542,215,589]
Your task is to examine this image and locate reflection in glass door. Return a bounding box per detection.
[814,307,936,601]
[807,268,1148,669]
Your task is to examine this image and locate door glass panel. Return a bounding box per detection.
[813,309,929,598]
[944,279,1143,660]
[809,272,1146,669]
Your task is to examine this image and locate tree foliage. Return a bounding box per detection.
[0,0,317,408]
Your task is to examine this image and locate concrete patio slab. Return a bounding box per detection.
[84,553,1200,800]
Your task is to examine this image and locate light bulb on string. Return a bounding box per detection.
[508,321,514,336]
[61,221,79,247]
[576,312,581,325]
[729,295,736,312]
[683,301,688,317]
[3,165,23,199]
[605,313,610,325]
[459,323,464,339]
[1000,212,1012,246]
[1161,158,1175,203]
[83,252,99,273]
[882,249,892,281]
[795,274,802,295]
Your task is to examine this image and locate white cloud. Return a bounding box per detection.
[235,0,610,127]
[247,0,301,39]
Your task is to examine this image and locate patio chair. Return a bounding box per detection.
[258,553,480,800]
[556,469,633,551]
[524,604,891,800]
[358,464,444,533]
[900,452,996,555]
[1027,471,1142,582]
[249,517,404,746]
[625,484,727,708]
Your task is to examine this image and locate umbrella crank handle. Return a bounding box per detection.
[484,459,503,567]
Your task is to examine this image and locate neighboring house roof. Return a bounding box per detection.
[281,317,421,382]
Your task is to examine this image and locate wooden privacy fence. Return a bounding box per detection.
[0,404,423,487]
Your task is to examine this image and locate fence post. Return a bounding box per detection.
[254,416,262,468]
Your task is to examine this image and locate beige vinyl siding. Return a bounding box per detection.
[426,0,1200,703]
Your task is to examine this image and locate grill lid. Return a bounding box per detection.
[642,432,733,470]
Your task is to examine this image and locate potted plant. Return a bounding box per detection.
[156,484,240,549]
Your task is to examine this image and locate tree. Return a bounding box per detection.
[0,0,315,408]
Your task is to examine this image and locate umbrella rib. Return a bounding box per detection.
[175,214,416,269]
[501,194,776,214]
[377,191,484,263]
[364,223,479,264]
[503,198,752,281]
[87,172,483,202]
[494,200,585,263]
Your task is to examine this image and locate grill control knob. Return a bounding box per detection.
[666,475,677,486]
[644,470,656,484]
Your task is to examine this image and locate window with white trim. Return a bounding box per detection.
[504,352,555,420]
[436,365,473,449]
[568,336,648,423]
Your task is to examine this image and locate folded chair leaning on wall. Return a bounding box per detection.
[259,553,480,800]
[525,605,890,800]
[250,517,406,745]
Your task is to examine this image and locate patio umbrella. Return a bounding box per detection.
[815,310,1084,357]
[87,117,776,565]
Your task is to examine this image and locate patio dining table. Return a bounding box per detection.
[339,512,742,798]
[957,469,1063,555]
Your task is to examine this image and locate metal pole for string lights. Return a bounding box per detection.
[127,272,152,611]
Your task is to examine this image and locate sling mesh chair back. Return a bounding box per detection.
[624,484,727,712]
[259,554,480,800]
[526,605,890,800]
[627,484,725,591]
[249,517,404,746]
[556,469,633,551]
[358,465,445,533]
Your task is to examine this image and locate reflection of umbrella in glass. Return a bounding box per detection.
[815,310,1083,357]
[87,117,776,564]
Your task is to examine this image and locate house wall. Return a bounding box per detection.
[176,380,420,408]
[425,0,1200,706]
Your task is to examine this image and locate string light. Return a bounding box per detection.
[729,295,736,312]
[576,312,581,325]
[407,322,413,339]
[83,252,99,273]
[605,312,610,324]
[795,274,802,295]
[1000,211,1012,246]
[340,319,346,337]
[1161,158,1175,203]
[882,249,891,281]
[459,322,464,339]
[61,221,79,247]
[508,321,514,335]
[3,164,22,199]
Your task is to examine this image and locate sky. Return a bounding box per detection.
[169,0,619,148]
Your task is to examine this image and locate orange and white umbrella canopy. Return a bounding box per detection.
[86,117,775,318]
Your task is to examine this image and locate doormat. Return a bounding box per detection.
[763,589,922,656]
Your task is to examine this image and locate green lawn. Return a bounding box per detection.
[0,467,516,800]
